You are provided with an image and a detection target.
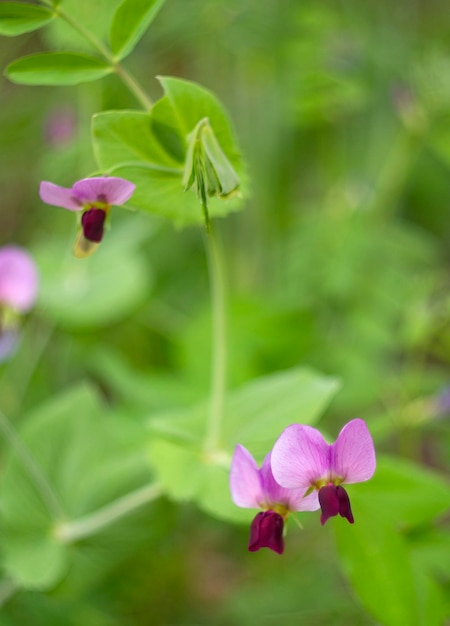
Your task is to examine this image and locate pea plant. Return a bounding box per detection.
[0,2,448,625]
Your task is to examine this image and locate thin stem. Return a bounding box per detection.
[47,3,153,109]
[54,483,162,543]
[203,224,227,452]
[114,65,154,110]
[0,411,66,520]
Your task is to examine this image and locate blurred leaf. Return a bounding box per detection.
[0,3,55,36]
[34,234,152,329]
[0,384,152,590]
[334,456,450,626]
[110,0,166,61]
[6,52,113,86]
[44,0,122,52]
[148,438,249,524]
[350,455,450,529]
[334,509,418,626]
[149,366,339,455]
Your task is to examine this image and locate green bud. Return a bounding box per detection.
[183,118,240,227]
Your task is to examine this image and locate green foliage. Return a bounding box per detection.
[0,3,55,36]
[33,226,152,329]
[0,384,154,590]
[334,456,450,626]
[93,76,244,225]
[110,0,166,60]
[6,52,113,86]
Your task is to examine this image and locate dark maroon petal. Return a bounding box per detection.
[248,511,284,555]
[81,208,106,242]
[336,485,354,524]
[318,485,340,525]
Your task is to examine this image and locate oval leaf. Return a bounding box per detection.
[6,52,113,86]
[110,0,166,60]
[0,3,55,36]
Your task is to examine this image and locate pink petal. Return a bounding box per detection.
[0,246,39,311]
[331,418,376,484]
[39,181,82,211]
[271,424,330,489]
[72,177,135,206]
[287,488,320,512]
[229,445,264,508]
[260,453,319,512]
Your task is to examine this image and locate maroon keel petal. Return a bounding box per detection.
[248,511,284,554]
[318,485,339,525]
[81,208,106,242]
[336,485,354,524]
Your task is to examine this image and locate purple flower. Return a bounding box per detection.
[39,177,136,258]
[0,245,39,362]
[271,419,376,526]
[230,444,320,554]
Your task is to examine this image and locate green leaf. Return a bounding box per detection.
[101,164,242,225]
[149,438,251,524]
[334,511,418,626]
[34,222,152,329]
[6,52,113,86]
[149,366,339,457]
[155,76,242,173]
[110,0,166,60]
[350,455,450,529]
[92,77,246,226]
[0,3,55,35]
[0,384,153,589]
[333,456,450,626]
[92,110,180,170]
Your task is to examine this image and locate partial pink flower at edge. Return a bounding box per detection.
[0,245,39,312]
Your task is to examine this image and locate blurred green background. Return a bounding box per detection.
[0,0,449,624]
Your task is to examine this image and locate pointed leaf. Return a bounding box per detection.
[110,0,165,60]
[0,3,55,35]
[6,52,113,86]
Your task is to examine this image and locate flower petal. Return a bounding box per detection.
[39,181,82,211]
[248,511,284,554]
[331,418,376,484]
[229,445,264,509]
[0,246,39,311]
[260,453,320,512]
[271,424,330,489]
[72,177,135,206]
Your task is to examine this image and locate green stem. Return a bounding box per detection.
[203,224,227,452]
[54,483,162,543]
[0,411,66,520]
[47,3,153,110]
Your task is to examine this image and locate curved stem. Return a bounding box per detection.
[49,4,153,109]
[54,483,162,543]
[203,224,227,452]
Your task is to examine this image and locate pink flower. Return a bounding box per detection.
[39,177,136,258]
[229,444,319,554]
[271,419,376,525]
[0,245,39,362]
[0,246,38,312]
